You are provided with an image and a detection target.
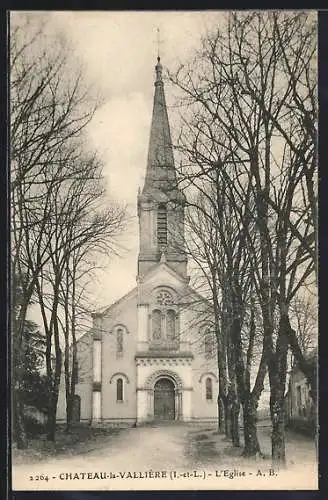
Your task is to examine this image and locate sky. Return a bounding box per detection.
[36,11,226,312]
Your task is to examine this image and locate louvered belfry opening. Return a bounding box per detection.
[157,203,167,245]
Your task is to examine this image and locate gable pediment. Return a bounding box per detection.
[138,261,189,290]
[92,286,138,318]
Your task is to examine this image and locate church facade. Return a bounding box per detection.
[57,57,219,426]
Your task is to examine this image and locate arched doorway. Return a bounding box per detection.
[154,378,175,420]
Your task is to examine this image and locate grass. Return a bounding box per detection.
[184,424,317,470]
[12,424,122,465]
[194,433,210,441]
[184,427,222,465]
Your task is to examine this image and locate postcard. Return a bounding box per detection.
[11,10,318,492]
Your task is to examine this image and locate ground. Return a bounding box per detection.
[12,423,318,491]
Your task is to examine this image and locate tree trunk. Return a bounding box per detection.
[64,339,71,431]
[218,395,225,434]
[12,299,31,449]
[242,396,261,457]
[218,359,228,435]
[270,390,286,466]
[66,394,73,432]
[269,313,289,466]
[225,399,232,439]
[227,382,240,447]
[68,273,78,431]
[13,390,28,449]
[231,400,240,447]
[46,346,62,441]
[47,398,57,441]
[215,304,228,435]
[47,382,60,441]
[242,342,267,457]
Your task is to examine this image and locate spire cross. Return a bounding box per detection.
[156,27,163,59]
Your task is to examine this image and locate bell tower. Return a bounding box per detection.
[137,57,187,278]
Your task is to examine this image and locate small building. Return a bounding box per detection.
[285,349,317,436]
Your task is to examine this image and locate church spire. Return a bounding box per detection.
[137,56,187,279]
[142,56,176,195]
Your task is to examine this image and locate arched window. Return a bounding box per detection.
[167,309,176,340]
[152,309,162,340]
[116,378,123,402]
[157,204,167,245]
[150,288,179,348]
[117,328,123,355]
[205,377,213,401]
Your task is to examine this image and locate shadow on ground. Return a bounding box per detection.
[183,424,317,471]
[12,424,121,465]
[184,428,222,466]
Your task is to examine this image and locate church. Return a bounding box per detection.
[57,56,219,426]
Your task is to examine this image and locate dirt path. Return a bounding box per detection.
[82,423,190,470]
[12,424,193,490]
[12,424,318,491]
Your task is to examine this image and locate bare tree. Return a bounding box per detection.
[170,11,317,465]
[184,197,232,438]
[11,13,126,447]
[33,148,125,440]
[183,168,267,456]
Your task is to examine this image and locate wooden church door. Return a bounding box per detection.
[154,378,175,420]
